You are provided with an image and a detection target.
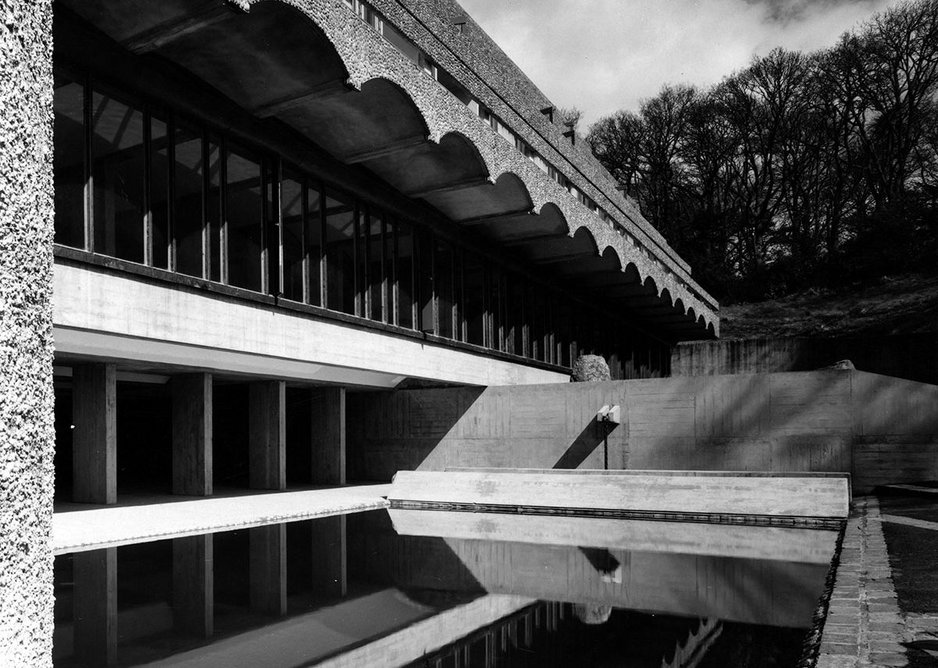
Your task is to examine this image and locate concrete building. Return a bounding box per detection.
[2,0,722,663]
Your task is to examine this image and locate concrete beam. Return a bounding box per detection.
[249,380,286,491]
[252,80,353,117]
[343,136,428,164]
[405,176,490,199]
[172,373,213,496]
[122,5,238,54]
[457,208,534,227]
[72,363,117,504]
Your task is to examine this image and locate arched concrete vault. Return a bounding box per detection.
[58,0,718,338]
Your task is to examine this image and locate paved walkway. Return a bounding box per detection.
[52,483,391,554]
[816,492,938,667]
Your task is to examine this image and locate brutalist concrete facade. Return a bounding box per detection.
[0,0,56,664]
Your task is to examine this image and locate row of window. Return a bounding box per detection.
[343,0,672,275]
[52,69,670,375]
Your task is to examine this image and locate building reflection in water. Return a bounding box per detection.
[52,509,839,667]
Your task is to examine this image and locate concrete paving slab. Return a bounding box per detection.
[52,484,391,554]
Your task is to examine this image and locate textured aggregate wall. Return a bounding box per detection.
[0,0,56,664]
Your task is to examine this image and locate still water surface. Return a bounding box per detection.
[53,509,839,667]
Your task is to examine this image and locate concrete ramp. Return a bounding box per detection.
[388,469,850,525]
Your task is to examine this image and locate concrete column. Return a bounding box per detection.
[249,381,286,490]
[310,387,345,485]
[1,1,54,662]
[172,534,213,637]
[249,524,287,616]
[72,363,117,504]
[310,514,347,597]
[172,373,213,496]
[73,548,118,667]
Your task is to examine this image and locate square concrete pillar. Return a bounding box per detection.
[310,514,347,598]
[249,381,286,490]
[310,387,345,485]
[249,524,287,616]
[73,548,117,667]
[72,363,117,504]
[172,373,213,496]
[172,534,213,637]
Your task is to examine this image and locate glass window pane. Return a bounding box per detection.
[207,138,221,282]
[324,190,356,315]
[173,123,203,278]
[385,217,397,324]
[225,146,263,291]
[91,91,145,262]
[281,173,304,302]
[508,276,524,356]
[369,212,385,322]
[396,220,414,329]
[435,241,454,339]
[417,230,434,333]
[150,115,169,269]
[307,183,322,307]
[53,72,85,249]
[463,253,485,346]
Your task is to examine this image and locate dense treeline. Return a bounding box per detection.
[587,0,938,302]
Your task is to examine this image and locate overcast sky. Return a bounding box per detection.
[458,0,903,128]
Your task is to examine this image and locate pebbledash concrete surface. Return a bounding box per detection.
[0,0,56,665]
[1,0,936,665]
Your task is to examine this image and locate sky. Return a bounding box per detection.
[457,0,904,128]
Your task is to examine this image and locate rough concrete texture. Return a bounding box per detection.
[571,354,611,382]
[263,0,718,334]
[0,0,56,664]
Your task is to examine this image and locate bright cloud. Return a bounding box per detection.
[457,0,902,127]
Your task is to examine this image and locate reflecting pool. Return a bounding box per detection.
[53,509,839,666]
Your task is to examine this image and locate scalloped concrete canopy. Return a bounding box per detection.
[58,0,716,340]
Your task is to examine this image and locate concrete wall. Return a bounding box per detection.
[671,335,938,386]
[0,0,55,664]
[348,371,938,493]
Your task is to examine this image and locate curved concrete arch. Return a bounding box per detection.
[674,298,686,314]
[643,275,658,296]
[600,245,622,272]
[687,306,698,323]
[571,225,600,256]
[660,288,674,309]
[237,0,721,337]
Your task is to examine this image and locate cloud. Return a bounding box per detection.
[458,0,902,126]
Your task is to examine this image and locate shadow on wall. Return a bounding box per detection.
[347,371,938,492]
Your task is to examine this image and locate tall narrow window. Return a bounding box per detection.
[369,211,386,322]
[307,182,323,307]
[206,137,222,282]
[385,217,397,325]
[324,189,356,315]
[281,171,305,302]
[91,90,145,262]
[53,71,85,249]
[396,220,415,329]
[508,276,525,356]
[463,252,485,345]
[150,115,170,269]
[417,229,435,333]
[435,240,454,339]
[225,145,263,291]
[173,122,203,278]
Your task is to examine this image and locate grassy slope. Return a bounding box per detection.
[718,273,938,339]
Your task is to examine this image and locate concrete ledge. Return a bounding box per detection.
[389,470,850,523]
[52,484,391,554]
[389,509,838,563]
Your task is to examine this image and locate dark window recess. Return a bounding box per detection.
[324,189,356,316]
[91,91,145,263]
[307,182,323,307]
[396,220,415,329]
[281,172,305,303]
[53,71,85,249]
[173,122,203,278]
[225,145,263,291]
[150,115,170,269]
